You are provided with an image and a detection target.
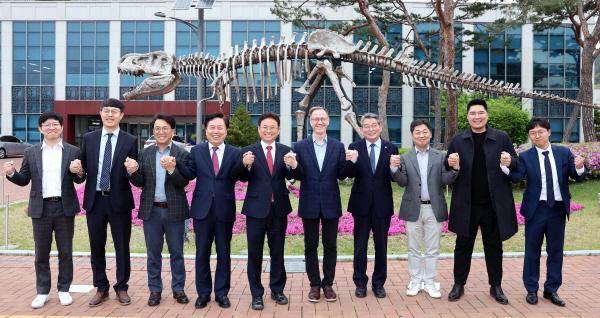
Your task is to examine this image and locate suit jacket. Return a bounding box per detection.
[509,144,586,220]
[393,148,458,222]
[128,143,190,222]
[180,142,244,222]
[239,142,303,218]
[80,129,138,213]
[346,138,398,218]
[7,142,86,218]
[446,127,518,241]
[293,137,351,219]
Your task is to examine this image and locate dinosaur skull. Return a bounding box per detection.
[117,51,181,100]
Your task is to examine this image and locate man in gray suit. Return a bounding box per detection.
[3,112,85,309]
[125,114,190,307]
[390,119,459,299]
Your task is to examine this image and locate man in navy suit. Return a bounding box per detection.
[239,112,303,310]
[508,117,586,307]
[346,113,398,299]
[293,106,350,303]
[179,113,244,309]
[74,98,138,307]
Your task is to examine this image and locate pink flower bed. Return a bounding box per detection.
[76,180,585,236]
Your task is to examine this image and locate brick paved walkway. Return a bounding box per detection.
[0,254,599,317]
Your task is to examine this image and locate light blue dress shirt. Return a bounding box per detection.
[312,135,327,171]
[96,128,119,191]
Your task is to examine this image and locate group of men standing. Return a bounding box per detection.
[4,97,586,310]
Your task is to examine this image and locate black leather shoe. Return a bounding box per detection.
[526,292,538,305]
[543,291,566,306]
[216,295,231,308]
[148,291,161,306]
[251,296,264,310]
[270,292,288,305]
[173,291,189,304]
[447,284,464,302]
[372,287,386,298]
[194,295,210,309]
[355,287,367,298]
[490,285,509,305]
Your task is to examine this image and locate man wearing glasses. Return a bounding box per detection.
[71,98,138,307]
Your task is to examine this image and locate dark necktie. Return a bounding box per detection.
[211,146,220,175]
[369,143,376,173]
[99,133,113,191]
[543,150,555,207]
[266,145,274,175]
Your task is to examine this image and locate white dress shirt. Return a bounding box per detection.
[96,128,119,191]
[364,138,382,167]
[41,140,63,198]
[536,146,563,202]
[210,142,226,167]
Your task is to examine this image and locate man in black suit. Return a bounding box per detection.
[346,113,398,299]
[126,114,190,307]
[179,113,244,309]
[445,99,519,305]
[72,98,138,307]
[239,112,302,310]
[4,112,85,309]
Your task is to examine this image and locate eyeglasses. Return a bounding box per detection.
[41,123,61,129]
[153,127,172,133]
[362,124,380,130]
[101,108,121,115]
[310,117,329,123]
[528,130,547,137]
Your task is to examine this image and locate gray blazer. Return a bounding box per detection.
[7,142,86,218]
[392,148,458,222]
[129,143,190,222]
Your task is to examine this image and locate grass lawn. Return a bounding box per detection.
[1,180,599,255]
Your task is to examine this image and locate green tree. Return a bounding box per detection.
[225,106,260,147]
[457,93,530,145]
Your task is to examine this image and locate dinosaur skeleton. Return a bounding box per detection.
[118,29,600,140]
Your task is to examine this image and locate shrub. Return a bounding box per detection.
[225,105,259,147]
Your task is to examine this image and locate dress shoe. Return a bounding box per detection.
[58,291,73,306]
[88,291,109,307]
[216,295,231,308]
[447,284,464,302]
[526,292,538,305]
[195,295,210,309]
[270,292,289,305]
[173,291,189,304]
[406,281,421,296]
[308,286,320,303]
[251,296,264,310]
[490,285,509,305]
[423,283,442,299]
[31,294,49,309]
[116,290,131,306]
[355,287,367,298]
[543,291,566,306]
[148,292,161,306]
[372,287,386,298]
[323,285,337,302]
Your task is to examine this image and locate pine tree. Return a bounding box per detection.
[226,106,260,147]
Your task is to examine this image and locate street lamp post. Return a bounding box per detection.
[154,0,215,144]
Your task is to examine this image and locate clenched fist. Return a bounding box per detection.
[243,151,255,168]
[575,155,585,170]
[3,161,15,176]
[69,159,83,175]
[447,153,460,170]
[345,149,358,162]
[160,155,176,172]
[390,155,401,168]
[283,151,298,169]
[124,157,139,174]
[500,151,512,167]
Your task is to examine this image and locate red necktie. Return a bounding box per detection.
[211,146,219,175]
[266,145,274,175]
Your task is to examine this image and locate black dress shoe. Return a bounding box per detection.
[490,285,509,305]
[447,284,464,302]
[270,292,288,305]
[148,291,161,306]
[372,287,386,298]
[355,287,367,298]
[173,291,189,304]
[543,291,566,306]
[526,292,538,305]
[251,296,264,310]
[216,295,231,308]
[194,295,210,309]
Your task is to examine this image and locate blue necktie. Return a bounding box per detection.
[543,151,555,207]
[369,143,376,173]
[99,133,113,191]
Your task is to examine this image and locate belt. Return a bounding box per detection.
[43,196,61,202]
[153,202,168,208]
[96,191,111,196]
[421,200,431,205]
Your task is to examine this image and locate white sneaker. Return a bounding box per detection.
[423,283,441,299]
[58,291,73,306]
[406,281,422,296]
[31,294,49,309]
